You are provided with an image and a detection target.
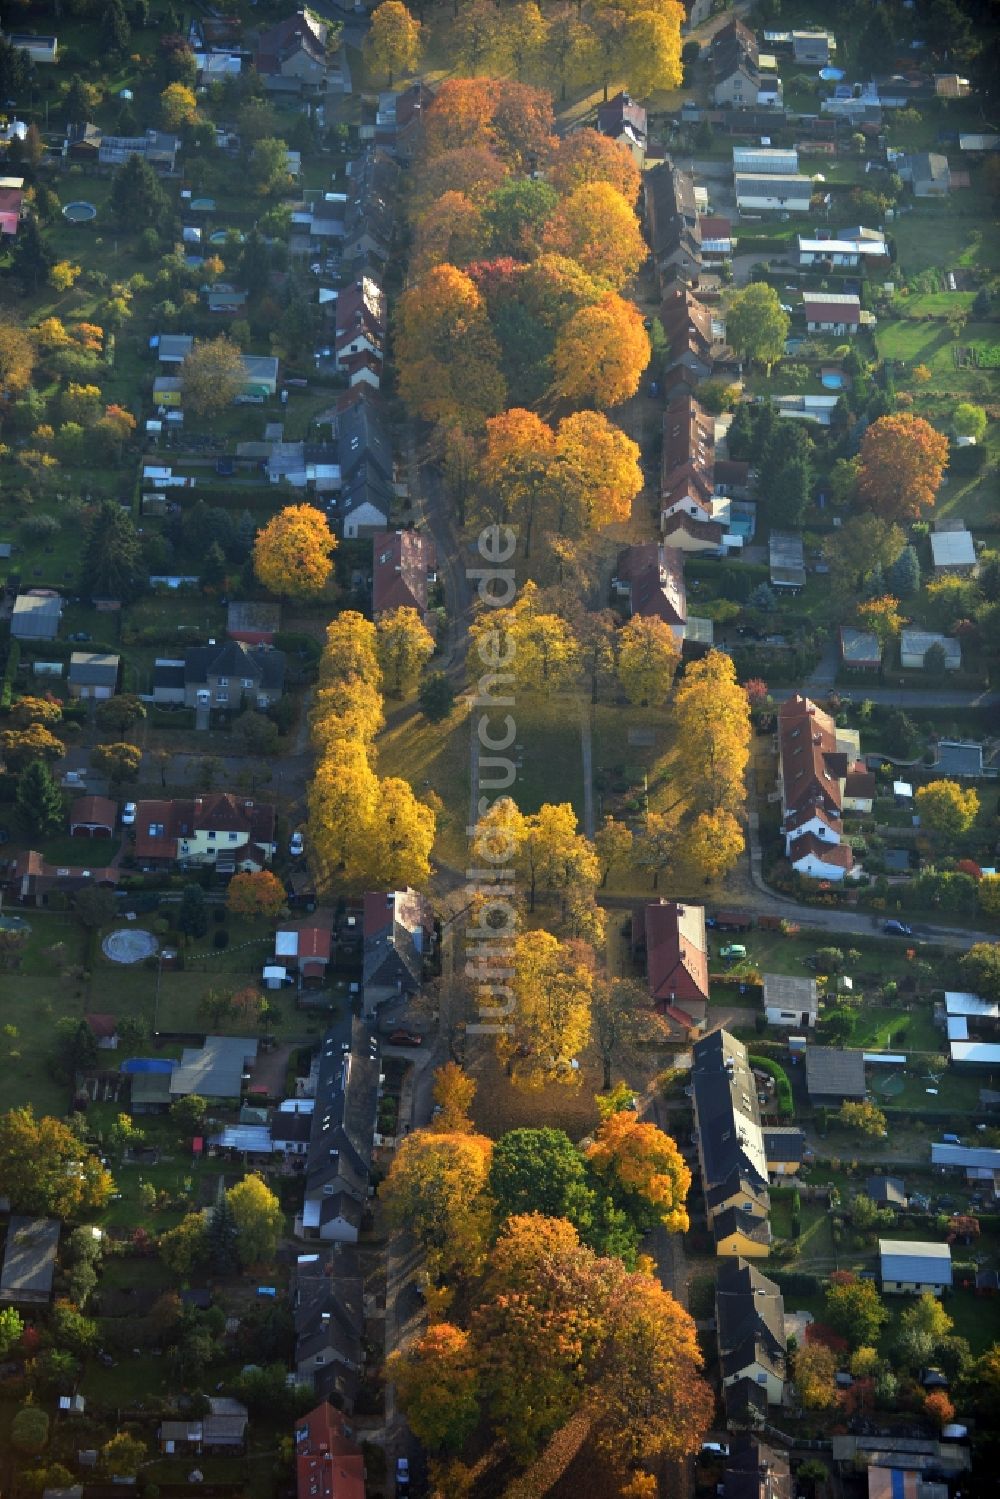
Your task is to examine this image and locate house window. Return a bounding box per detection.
[218,677,228,687]
[216,692,228,704]
[207,831,216,840]
[314,1355,325,1365]
[228,832,239,842]
[242,678,254,688]
[149,822,165,837]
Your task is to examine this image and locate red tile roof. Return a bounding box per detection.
[84,1012,118,1039]
[644,900,709,1006]
[69,795,117,829]
[617,542,687,627]
[777,694,843,820]
[803,294,860,324]
[789,832,855,871]
[294,1402,364,1499]
[372,529,436,616]
[132,794,275,860]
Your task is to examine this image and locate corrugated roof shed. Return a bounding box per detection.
[879,1239,952,1286]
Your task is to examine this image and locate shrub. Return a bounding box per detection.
[748,1054,794,1116]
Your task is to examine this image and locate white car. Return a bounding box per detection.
[122,802,137,826]
[289,831,305,858]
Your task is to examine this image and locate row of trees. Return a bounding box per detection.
[368,0,684,100]
[383,1067,709,1491]
[305,611,437,892]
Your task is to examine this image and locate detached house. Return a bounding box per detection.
[255,9,330,96]
[132,793,276,871]
[614,542,687,642]
[803,292,861,335]
[712,19,779,109]
[777,693,866,881]
[152,640,285,712]
[372,530,437,625]
[634,899,709,1033]
[596,93,647,164]
[362,889,433,1015]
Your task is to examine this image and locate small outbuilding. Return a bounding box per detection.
[763,973,818,1029]
[67,651,120,700]
[804,1045,866,1102]
[11,591,62,640]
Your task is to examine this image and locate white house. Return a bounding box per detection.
[735,173,812,213]
[789,833,857,881]
[803,292,861,334]
[763,973,818,1029]
[900,630,962,671]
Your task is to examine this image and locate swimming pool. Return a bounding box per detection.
[821,372,845,389]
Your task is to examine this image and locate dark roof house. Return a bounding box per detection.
[372,529,437,621]
[0,1217,60,1305]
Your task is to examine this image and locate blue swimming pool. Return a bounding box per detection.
[821,372,845,389]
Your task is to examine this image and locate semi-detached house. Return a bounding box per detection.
[777,693,866,881]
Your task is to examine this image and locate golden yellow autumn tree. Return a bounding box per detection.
[551,292,650,408]
[253,504,336,599]
[680,809,745,885]
[430,1063,478,1134]
[364,0,422,83]
[586,1112,691,1234]
[549,128,641,205]
[668,650,751,817]
[375,606,436,696]
[388,1323,480,1452]
[499,929,593,1086]
[553,410,642,532]
[382,1130,494,1280]
[543,181,646,291]
[617,616,680,705]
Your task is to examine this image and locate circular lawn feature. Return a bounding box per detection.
[62,201,97,223]
[102,928,159,964]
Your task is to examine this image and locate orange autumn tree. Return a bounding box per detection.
[412,190,485,273]
[551,291,650,408]
[473,1213,711,1479]
[395,263,506,426]
[548,128,641,205]
[382,1129,494,1281]
[542,181,646,291]
[483,406,557,553]
[410,145,509,217]
[430,1063,478,1134]
[388,1323,480,1453]
[253,504,336,599]
[226,870,286,921]
[586,1113,691,1233]
[857,413,949,522]
[420,77,498,159]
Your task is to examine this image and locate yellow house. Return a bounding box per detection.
[713,1206,771,1258]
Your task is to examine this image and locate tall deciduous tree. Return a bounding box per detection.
[430,1063,477,1134]
[726,283,790,371]
[91,741,142,787]
[915,780,979,841]
[227,870,286,920]
[365,1,422,82]
[668,651,750,818]
[489,1127,597,1237]
[375,607,436,696]
[180,335,245,418]
[551,292,650,408]
[587,1113,690,1233]
[253,504,336,599]
[388,1323,480,1453]
[383,1130,494,1280]
[500,929,593,1086]
[395,263,506,426]
[617,616,680,705]
[679,808,744,885]
[824,1274,889,1349]
[549,127,641,205]
[225,1174,283,1266]
[0,1107,113,1217]
[543,182,646,291]
[795,1342,838,1408]
[857,414,949,521]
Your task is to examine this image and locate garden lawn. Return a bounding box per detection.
[377,697,471,872]
[842,1004,942,1053]
[38,835,121,865]
[892,203,1000,279]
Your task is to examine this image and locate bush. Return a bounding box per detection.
[748,1054,794,1116]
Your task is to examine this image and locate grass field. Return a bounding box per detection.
[892,200,1000,279]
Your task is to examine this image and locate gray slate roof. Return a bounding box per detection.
[0,1216,60,1302]
[804,1045,866,1098]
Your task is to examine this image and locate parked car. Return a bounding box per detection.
[289,831,304,857]
[883,919,912,936]
[701,1442,730,1457]
[387,1029,423,1047]
[396,1456,410,1493]
[122,802,137,826]
[720,944,747,960]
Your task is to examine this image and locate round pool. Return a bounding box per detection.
[62,200,97,223]
[102,928,159,964]
[821,372,845,389]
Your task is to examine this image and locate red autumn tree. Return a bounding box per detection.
[857,413,949,521]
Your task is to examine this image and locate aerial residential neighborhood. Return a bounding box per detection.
[0,1,997,1498]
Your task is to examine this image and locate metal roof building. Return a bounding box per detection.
[879,1239,952,1292]
[733,146,799,175]
[945,991,999,1019]
[931,1143,1000,1171]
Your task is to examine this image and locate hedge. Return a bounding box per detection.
[749,1053,794,1117]
[0,639,20,708]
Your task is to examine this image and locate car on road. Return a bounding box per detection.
[68,631,92,642]
[883,920,912,936]
[122,802,137,826]
[387,1029,423,1047]
[289,831,304,857]
[396,1456,410,1493]
[720,944,747,960]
